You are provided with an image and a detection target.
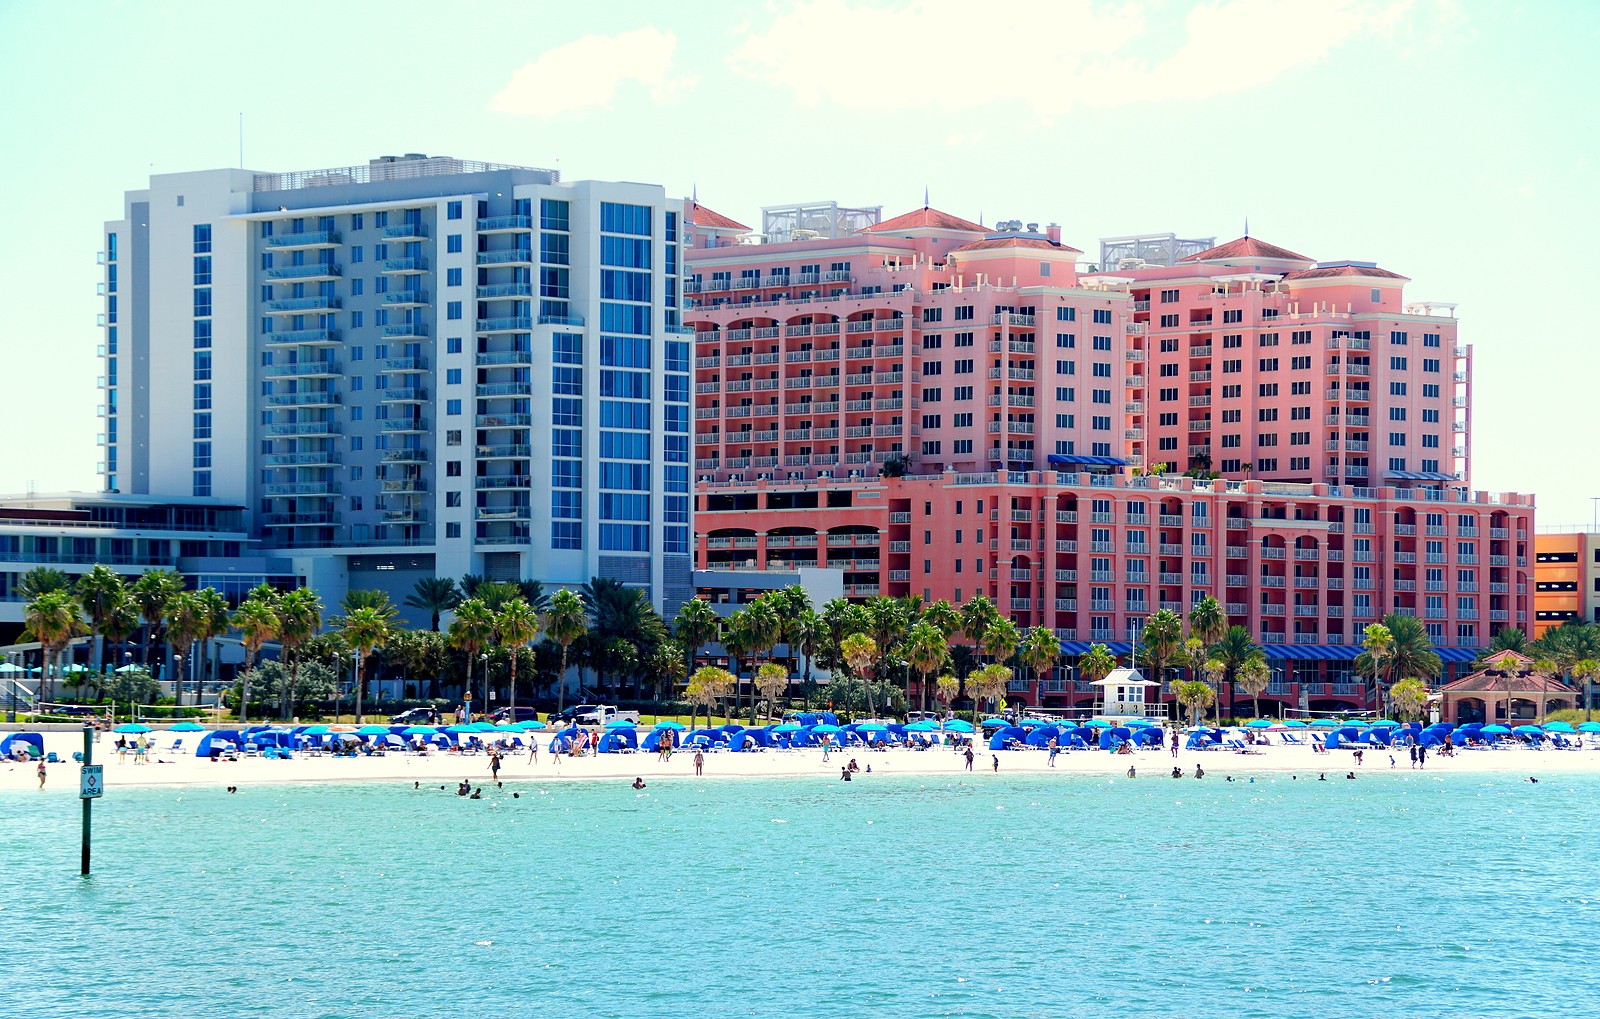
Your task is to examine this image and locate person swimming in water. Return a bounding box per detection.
[632,777,646,789]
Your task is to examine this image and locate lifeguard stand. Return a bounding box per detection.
[1092,667,1156,717]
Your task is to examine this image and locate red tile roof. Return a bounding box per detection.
[866,207,987,234]
[949,236,1082,254]
[688,203,750,232]
[1281,265,1409,281]
[1179,236,1313,263]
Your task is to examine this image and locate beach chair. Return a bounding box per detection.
[244,742,260,757]
[45,752,62,764]
[171,739,185,755]
[71,751,84,763]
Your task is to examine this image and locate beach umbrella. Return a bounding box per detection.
[1309,718,1341,728]
[301,724,331,735]
[856,722,888,732]
[113,723,151,734]
[604,718,635,729]
[1513,725,1544,735]
[327,724,358,733]
[942,720,974,733]
[1579,722,1600,733]
[166,721,206,732]
[401,725,437,735]
[1481,724,1511,735]
[1544,721,1575,733]
[1244,719,1273,728]
[61,664,91,674]
[466,722,497,732]
[653,720,688,731]
[771,723,802,733]
[980,718,1009,727]
[113,663,144,673]
[514,720,548,731]
[904,721,937,732]
[1282,719,1308,728]
[812,723,842,734]
[1125,719,1158,728]
[1368,719,1399,728]
[356,725,390,735]
[1086,718,1113,728]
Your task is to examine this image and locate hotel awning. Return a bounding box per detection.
[1046,454,1129,467]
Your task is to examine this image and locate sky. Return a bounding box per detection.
[0,0,1596,526]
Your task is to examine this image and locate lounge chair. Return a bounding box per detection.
[45,752,62,763]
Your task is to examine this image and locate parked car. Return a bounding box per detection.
[389,707,441,726]
[487,706,542,724]
[549,704,641,727]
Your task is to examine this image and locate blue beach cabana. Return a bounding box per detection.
[1,732,43,759]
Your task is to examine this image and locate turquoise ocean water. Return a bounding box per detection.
[3,771,1596,1018]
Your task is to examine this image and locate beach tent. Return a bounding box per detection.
[1025,725,1065,748]
[1130,726,1164,747]
[1096,726,1134,751]
[197,730,243,757]
[731,729,777,752]
[988,725,1028,750]
[597,728,637,754]
[1,732,43,759]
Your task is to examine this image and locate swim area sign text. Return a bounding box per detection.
[80,765,103,799]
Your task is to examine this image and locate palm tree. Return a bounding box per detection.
[721,608,756,718]
[517,580,550,614]
[1388,677,1429,721]
[273,587,323,720]
[792,607,823,698]
[496,598,540,719]
[404,577,460,632]
[232,592,281,724]
[686,665,733,730]
[1139,608,1184,696]
[1357,622,1393,715]
[18,567,70,601]
[1356,614,1441,714]
[960,594,1001,654]
[473,581,525,612]
[74,565,125,675]
[1173,679,1216,726]
[839,632,877,717]
[1486,626,1527,656]
[935,673,960,713]
[1078,643,1118,707]
[1209,625,1264,719]
[446,598,496,719]
[754,662,789,721]
[163,591,206,707]
[902,621,949,712]
[1236,656,1272,720]
[968,663,1012,723]
[341,606,392,722]
[921,599,961,640]
[131,568,184,671]
[194,587,231,702]
[673,597,721,677]
[1019,625,1061,705]
[1572,658,1600,724]
[22,589,84,704]
[541,589,588,715]
[99,595,140,683]
[980,618,1019,666]
[1188,596,1228,650]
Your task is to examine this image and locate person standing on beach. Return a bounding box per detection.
[1409,745,1418,769]
[527,736,539,765]
[963,747,974,771]
[1170,729,1179,758]
[991,754,999,773]
[1417,745,1426,770]
[1047,738,1059,767]
[37,759,46,790]
[693,749,704,776]
[489,750,502,783]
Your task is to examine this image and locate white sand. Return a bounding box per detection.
[4,728,1598,795]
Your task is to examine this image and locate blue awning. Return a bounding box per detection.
[1046,454,1128,467]
[1437,647,1482,662]
[1060,641,1133,656]
[1258,644,1481,662]
[1384,471,1458,481]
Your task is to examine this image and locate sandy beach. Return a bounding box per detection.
[5,727,1599,794]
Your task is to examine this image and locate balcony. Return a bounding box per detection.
[381,449,428,463]
[265,263,341,282]
[477,215,532,232]
[382,417,428,432]
[380,478,428,493]
[262,482,341,497]
[264,355,339,375]
[265,296,340,314]
[263,391,340,408]
[476,283,533,301]
[379,257,428,274]
[380,388,428,403]
[266,230,341,250]
[477,316,533,333]
[381,223,428,241]
[261,513,340,526]
[383,357,427,373]
[382,322,428,339]
[538,312,585,326]
[475,476,533,489]
[476,413,532,428]
[264,421,340,437]
[265,452,340,466]
[383,290,429,307]
[470,247,528,265]
[263,328,339,346]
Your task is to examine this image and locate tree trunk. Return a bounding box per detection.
[508,650,519,722]
[557,645,569,714]
[354,655,365,723]
[240,647,255,724]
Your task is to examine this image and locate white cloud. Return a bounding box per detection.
[491,27,693,116]
[729,0,1414,114]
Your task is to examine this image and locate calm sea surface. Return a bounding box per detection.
[2,771,1595,1018]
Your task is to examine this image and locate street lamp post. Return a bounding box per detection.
[350,649,358,724]
[480,653,489,721]
[6,652,16,723]
[173,654,183,713]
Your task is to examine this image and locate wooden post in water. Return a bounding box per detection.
[81,726,93,877]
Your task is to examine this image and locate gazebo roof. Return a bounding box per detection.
[1438,650,1576,695]
[1092,667,1155,687]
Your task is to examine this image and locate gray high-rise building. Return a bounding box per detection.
[99,154,693,616]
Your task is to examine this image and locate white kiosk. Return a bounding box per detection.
[1092,667,1156,717]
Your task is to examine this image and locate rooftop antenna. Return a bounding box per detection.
[923,185,930,209]
[1244,215,1249,239]
[691,182,698,206]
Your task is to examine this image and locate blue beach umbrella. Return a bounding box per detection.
[1127,719,1157,729]
[1513,725,1544,735]
[905,721,938,732]
[401,725,437,735]
[1544,721,1575,733]
[1086,718,1113,728]
[942,720,974,733]
[356,725,390,735]
[856,722,888,732]
[1282,719,1308,728]
[1480,724,1511,735]
[812,723,842,734]
[604,718,635,729]
[166,721,206,732]
[981,718,1008,727]
[1244,719,1274,728]
[515,720,548,731]
[1309,719,1341,728]
[1368,719,1399,728]
[1579,722,1600,733]
[113,723,151,734]
[301,725,331,735]
[771,723,802,733]
[653,720,688,731]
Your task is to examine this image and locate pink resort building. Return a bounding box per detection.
[685,202,1533,715]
